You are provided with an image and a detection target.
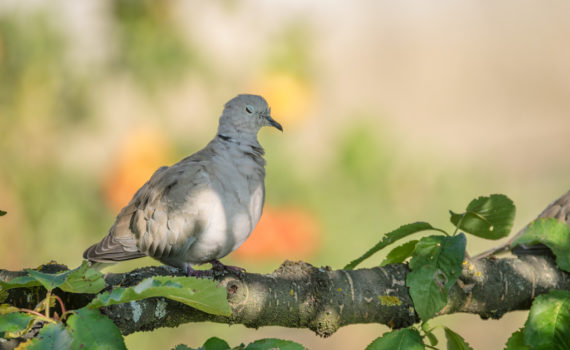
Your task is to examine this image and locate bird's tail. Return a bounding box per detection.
[83,234,146,263]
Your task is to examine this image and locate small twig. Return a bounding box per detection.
[52,294,67,315]
[60,310,75,322]
[452,214,464,236]
[18,308,57,324]
[45,290,51,318]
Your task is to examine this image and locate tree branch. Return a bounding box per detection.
[1,257,569,337]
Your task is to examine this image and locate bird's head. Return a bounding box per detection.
[218,94,283,138]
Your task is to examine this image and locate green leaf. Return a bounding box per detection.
[421,321,438,346]
[407,265,447,321]
[407,234,466,320]
[203,337,232,350]
[425,331,438,347]
[344,222,446,270]
[171,337,307,350]
[66,308,126,350]
[88,276,231,316]
[511,218,570,272]
[444,327,473,350]
[172,337,231,350]
[504,329,530,350]
[0,304,20,315]
[29,323,72,350]
[245,338,308,350]
[0,312,35,334]
[0,262,104,294]
[0,275,41,291]
[18,262,105,294]
[202,337,231,350]
[26,269,67,291]
[366,328,424,350]
[172,346,193,350]
[59,261,105,294]
[0,210,6,216]
[523,289,570,350]
[381,240,419,266]
[450,194,515,239]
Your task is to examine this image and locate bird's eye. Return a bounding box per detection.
[245,105,254,114]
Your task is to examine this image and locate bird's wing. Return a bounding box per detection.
[128,158,214,262]
[83,166,170,263]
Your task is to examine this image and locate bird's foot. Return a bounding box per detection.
[210,260,246,276]
[186,265,213,278]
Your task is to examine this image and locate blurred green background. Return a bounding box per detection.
[1,1,569,349]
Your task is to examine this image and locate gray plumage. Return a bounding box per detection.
[83,94,282,272]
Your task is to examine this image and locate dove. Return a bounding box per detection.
[83,94,282,276]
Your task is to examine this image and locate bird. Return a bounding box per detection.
[83,94,283,276]
[474,189,570,259]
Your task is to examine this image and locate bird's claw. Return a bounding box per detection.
[186,265,213,278]
[210,260,246,276]
[185,261,245,278]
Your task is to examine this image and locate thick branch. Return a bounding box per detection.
[1,257,569,337]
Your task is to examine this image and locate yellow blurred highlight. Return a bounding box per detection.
[378,295,403,306]
[250,71,313,128]
[103,126,173,212]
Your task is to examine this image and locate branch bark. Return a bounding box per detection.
[1,256,569,337]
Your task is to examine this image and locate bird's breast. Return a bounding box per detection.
[182,172,265,264]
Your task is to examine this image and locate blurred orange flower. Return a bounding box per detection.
[234,206,321,261]
[103,126,173,212]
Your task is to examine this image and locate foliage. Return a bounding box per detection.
[87,276,231,316]
[173,337,307,350]
[365,328,424,350]
[380,240,418,266]
[345,193,570,350]
[344,222,447,270]
[406,234,465,320]
[0,261,230,349]
[66,308,126,350]
[1,261,105,294]
[511,218,570,272]
[521,290,570,350]
[444,327,474,350]
[449,194,515,239]
[501,291,570,350]
[2,194,570,349]
[504,329,529,350]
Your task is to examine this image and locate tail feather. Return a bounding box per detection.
[83,234,146,263]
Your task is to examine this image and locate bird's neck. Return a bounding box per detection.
[212,133,266,167]
[216,132,263,150]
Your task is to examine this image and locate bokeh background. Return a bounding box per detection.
[1,1,569,349]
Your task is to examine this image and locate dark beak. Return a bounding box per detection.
[265,115,283,132]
